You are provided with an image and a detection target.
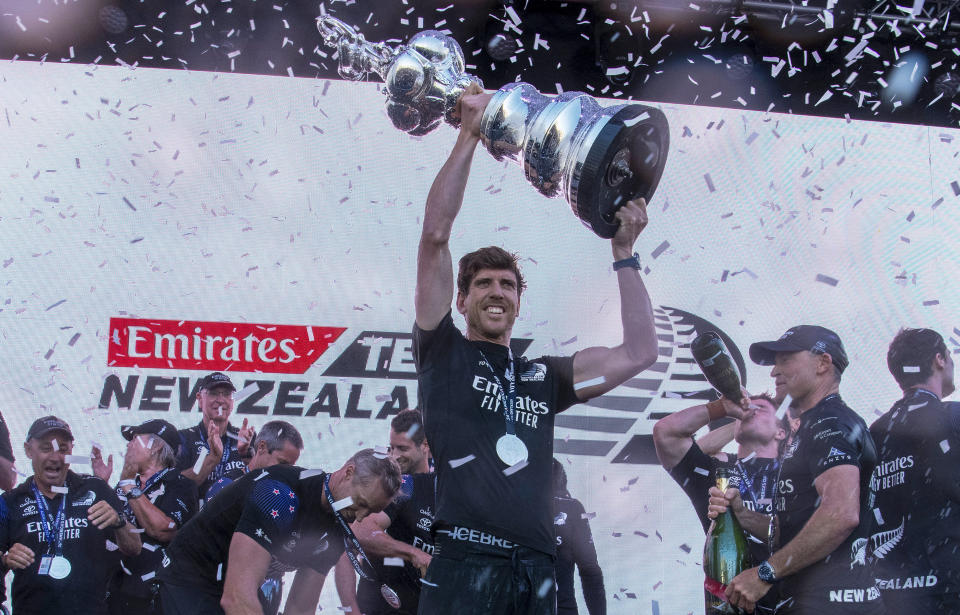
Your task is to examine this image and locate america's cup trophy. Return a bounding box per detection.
[317,15,669,238]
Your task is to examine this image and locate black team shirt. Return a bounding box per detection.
[158,465,345,596]
[413,311,579,556]
[357,472,435,615]
[554,493,605,615]
[775,395,878,590]
[111,470,198,600]
[0,471,124,615]
[175,420,246,500]
[869,388,960,598]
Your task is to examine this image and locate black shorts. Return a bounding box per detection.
[418,528,556,615]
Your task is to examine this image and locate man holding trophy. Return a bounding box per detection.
[317,14,669,613]
[411,83,659,613]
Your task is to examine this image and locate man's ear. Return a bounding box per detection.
[455,292,466,316]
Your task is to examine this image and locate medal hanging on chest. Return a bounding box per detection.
[31,481,71,580]
[380,584,402,609]
[478,348,528,466]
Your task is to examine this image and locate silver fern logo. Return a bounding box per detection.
[850,517,905,568]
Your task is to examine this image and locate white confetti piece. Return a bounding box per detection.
[51,486,69,494]
[105,540,119,551]
[142,543,158,552]
[777,394,793,419]
[192,453,205,475]
[449,455,475,468]
[573,376,605,391]
[128,528,145,533]
[168,522,176,529]
[216,563,223,581]
[333,496,354,512]
[902,366,920,373]
[405,424,419,440]
[141,571,156,581]
[233,383,259,403]
[383,557,404,567]
[503,459,528,476]
[693,467,710,476]
[64,455,90,465]
[537,577,553,598]
[740,451,757,462]
[581,512,597,520]
[254,470,269,481]
[940,440,950,453]
[873,508,884,525]
[420,579,438,587]
[906,402,928,412]
[52,440,60,451]
[118,479,136,487]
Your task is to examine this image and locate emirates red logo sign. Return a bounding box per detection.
[108,318,346,374]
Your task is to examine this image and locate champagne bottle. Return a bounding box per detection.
[703,467,750,614]
[691,331,743,404]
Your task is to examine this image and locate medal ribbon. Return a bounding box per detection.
[476,348,518,436]
[734,458,777,507]
[197,421,232,481]
[323,474,377,582]
[30,481,67,557]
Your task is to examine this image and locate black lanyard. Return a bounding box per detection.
[734,458,777,506]
[120,468,172,521]
[31,481,67,557]
[323,474,376,582]
[477,348,518,435]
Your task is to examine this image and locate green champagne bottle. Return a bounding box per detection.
[703,467,750,614]
[691,331,743,404]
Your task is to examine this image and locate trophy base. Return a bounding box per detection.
[571,105,669,239]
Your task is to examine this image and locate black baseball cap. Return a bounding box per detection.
[26,416,74,442]
[121,419,181,452]
[749,325,849,374]
[198,372,236,392]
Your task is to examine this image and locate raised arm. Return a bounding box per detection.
[415,84,493,331]
[653,397,745,470]
[571,200,658,401]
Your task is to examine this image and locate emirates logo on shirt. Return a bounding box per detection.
[108,317,346,374]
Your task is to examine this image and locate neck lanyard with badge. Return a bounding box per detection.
[477,347,528,466]
[198,422,231,480]
[323,474,403,610]
[30,480,71,580]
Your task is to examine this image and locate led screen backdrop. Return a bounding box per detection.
[0,61,957,613]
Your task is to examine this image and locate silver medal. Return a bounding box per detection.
[380,584,401,609]
[48,555,71,580]
[495,434,528,466]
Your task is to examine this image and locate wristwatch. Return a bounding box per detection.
[126,487,144,500]
[757,560,778,583]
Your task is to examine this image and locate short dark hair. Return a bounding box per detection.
[253,420,303,453]
[887,328,948,390]
[390,409,425,445]
[350,448,402,498]
[457,246,526,299]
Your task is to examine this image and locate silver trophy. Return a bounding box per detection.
[317,15,669,238]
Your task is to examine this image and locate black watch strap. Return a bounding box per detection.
[613,252,641,271]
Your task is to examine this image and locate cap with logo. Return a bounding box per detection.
[121,419,182,452]
[199,371,236,392]
[26,415,74,442]
[749,325,849,374]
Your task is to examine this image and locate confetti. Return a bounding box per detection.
[815,274,839,286]
[449,455,475,468]
[902,366,920,373]
[573,376,605,391]
[332,496,354,512]
[51,486,69,494]
[383,557,404,567]
[64,455,90,465]
[502,459,528,476]
[940,440,950,453]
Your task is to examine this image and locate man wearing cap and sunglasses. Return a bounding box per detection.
[708,325,884,614]
[0,416,140,615]
[98,419,199,615]
[176,372,256,501]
